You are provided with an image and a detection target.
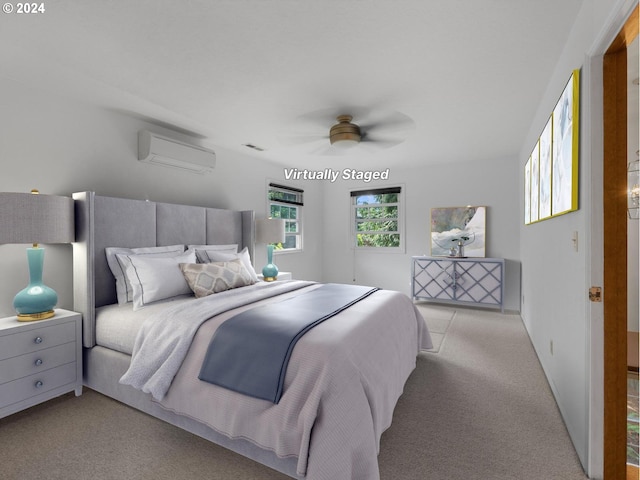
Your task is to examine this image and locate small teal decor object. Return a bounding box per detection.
[13,247,58,320]
[262,244,279,281]
[256,218,285,282]
[0,190,75,322]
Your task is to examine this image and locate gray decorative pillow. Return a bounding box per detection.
[188,244,238,263]
[179,258,256,298]
[198,246,259,283]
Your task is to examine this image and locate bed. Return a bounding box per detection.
[72,191,432,480]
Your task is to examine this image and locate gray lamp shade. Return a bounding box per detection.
[0,192,75,244]
[256,218,285,244]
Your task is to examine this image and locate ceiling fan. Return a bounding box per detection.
[277,107,415,155]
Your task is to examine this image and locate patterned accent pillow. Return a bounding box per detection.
[179,258,256,298]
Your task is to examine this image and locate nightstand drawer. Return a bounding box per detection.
[0,321,75,361]
[0,342,76,384]
[0,362,77,407]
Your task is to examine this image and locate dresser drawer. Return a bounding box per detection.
[0,362,77,407]
[412,256,505,312]
[0,342,76,384]
[0,321,75,361]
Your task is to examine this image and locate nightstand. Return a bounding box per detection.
[0,309,82,419]
[258,271,292,281]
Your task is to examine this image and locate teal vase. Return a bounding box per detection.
[261,244,279,281]
[13,247,57,321]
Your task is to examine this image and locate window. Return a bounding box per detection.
[268,183,303,251]
[351,186,403,251]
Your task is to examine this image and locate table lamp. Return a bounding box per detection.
[256,218,285,281]
[0,190,75,321]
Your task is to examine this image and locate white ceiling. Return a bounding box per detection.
[0,0,586,170]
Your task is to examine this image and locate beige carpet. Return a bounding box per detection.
[414,303,455,353]
[0,306,589,480]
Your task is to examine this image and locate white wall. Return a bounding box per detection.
[321,156,521,311]
[518,0,637,476]
[0,78,324,318]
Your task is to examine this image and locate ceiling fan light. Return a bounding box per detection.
[330,115,361,148]
[330,133,361,148]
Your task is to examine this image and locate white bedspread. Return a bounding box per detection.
[121,281,432,479]
[120,281,315,400]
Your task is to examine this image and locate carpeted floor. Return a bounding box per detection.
[414,303,454,353]
[0,304,589,480]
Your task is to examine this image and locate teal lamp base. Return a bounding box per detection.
[13,247,57,322]
[262,244,279,282]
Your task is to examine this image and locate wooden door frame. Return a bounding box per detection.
[603,6,638,479]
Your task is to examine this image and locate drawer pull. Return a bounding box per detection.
[35,380,43,388]
[35,358,43,366]
[34,337,43,344]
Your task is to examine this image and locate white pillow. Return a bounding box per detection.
[105,245,185,305]
[119,249,197,310]
[189,244,238,263]
[197,246,258,283]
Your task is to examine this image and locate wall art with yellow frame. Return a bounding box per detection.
[524,69,580,225]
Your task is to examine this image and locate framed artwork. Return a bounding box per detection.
[430,206,486,257]
[524,157,531,224]
[530,141,540,223]
[539,116,552,220]
[524,69,579,224]
[552,70,579,215]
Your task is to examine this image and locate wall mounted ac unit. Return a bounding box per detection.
[138,130,216,174]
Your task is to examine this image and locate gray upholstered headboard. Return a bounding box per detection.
[72,191,255,347]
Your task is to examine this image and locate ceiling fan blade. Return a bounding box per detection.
[277,107,413,152]
[293,107,364,131]
[360,137,404,149]
[309,143,340,156]
[360,111,415,135]
[277,109,338,146]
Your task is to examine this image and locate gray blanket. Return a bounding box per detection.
[199,283,379,403]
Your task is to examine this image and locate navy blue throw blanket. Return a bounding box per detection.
[198,283,379,403]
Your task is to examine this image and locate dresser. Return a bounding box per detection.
[0,309,82,419]
[412,256,505,312]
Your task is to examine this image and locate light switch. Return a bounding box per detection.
[571,231,578,252]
